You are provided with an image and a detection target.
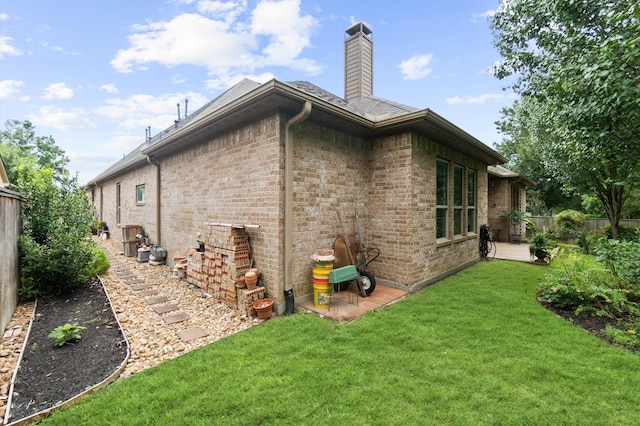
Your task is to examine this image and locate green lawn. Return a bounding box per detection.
[42,260,640,425]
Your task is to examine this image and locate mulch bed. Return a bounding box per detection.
[8,278,127,423]
[539,298,640,355]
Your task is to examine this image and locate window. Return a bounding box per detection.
[116,182,122,224]
[467,169,476,233]
[436,161,477,240]
[136,184,145,204]
[453,165,463,235]
[436,159,449,238]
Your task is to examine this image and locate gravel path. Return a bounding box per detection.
[1,238,259,420]
[95,238,257,377]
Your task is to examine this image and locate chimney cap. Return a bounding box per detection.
[345,21,372,37]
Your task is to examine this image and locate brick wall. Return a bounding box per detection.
[92,164,157,244]
[89,111,493,311]
[290,122,369,300]
[488,178,510,241]
[408,133,488,285]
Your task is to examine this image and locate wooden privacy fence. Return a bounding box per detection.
[529,216,640,232]
[0,187,24,332]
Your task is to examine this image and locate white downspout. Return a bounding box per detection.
[284,102,312,296]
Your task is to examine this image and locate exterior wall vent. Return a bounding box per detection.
[344,21,373,103]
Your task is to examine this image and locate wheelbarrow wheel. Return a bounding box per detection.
[359,270,376,296]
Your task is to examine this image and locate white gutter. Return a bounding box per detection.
[284,101,312,293]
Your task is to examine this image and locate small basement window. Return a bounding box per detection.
[136,184,145,204]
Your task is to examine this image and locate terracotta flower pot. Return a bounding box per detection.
[253,299,273,319]
[244,271,258,289]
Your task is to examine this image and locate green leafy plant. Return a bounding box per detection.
[554,209,586,233]
[504,208,526,243]
[48,323,87,347]
[595,236,640,295]
[83,248,110,277]
[528,231,556,261]
[17,166,95,299]
[538,254,631,318]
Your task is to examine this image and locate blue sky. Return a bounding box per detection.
[0,0,515,184]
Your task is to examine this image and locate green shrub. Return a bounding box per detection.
[577,230,604,255]
[538,254,632,318]
[602,224,640,242]
[48,323,87,347]
[554,209,586,233]
[18,167,95,299]
[84,248,110,277]
[595,237,640,296]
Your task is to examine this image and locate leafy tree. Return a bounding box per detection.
[495,97,582,214]
[1,120,96,298]
[0,119,68,184]
[491,0,640,238]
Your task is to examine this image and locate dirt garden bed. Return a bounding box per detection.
[7,277,127,423]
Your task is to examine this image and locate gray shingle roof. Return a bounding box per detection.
[284,80,418,121]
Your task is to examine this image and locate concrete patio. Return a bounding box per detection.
[492,241,533,262]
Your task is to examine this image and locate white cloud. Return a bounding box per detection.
[398,54,434,80]
[42,82,74,100]
[94,91,209,132]
[445,93,515,105]
[99,84,119,94]
[204,71,273,90]
[197,0,247,22]
[0,13,8,21]
[0,80,24,99]
[102,135,144,152]
[110,0,320,78]
[28,105,97,131]
[472,10,495,23]
[41,41,64,52]
[0,36,23,59]
[251,0,319,69]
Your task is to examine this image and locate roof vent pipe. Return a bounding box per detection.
[184,98,188,118]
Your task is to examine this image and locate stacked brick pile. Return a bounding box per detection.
[186,224,265,313]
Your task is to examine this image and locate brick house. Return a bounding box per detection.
[487,165,535,242]
[87,22,507,314]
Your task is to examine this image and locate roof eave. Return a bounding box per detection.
[376,109,508,165]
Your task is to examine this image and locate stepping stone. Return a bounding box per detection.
[163,312,190,324]
[116,274,135,281]
[154,304,179,314]
[126,278,143,284]
[138,289,159,297]
[146,296,168,305]
[131,283,152,291]
[177,327,209,342]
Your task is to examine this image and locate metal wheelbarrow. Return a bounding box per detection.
[333,210,380,296]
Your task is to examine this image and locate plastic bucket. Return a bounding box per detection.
[312,267,331,279]
[313,260,334,269]
[313,282,331,309]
